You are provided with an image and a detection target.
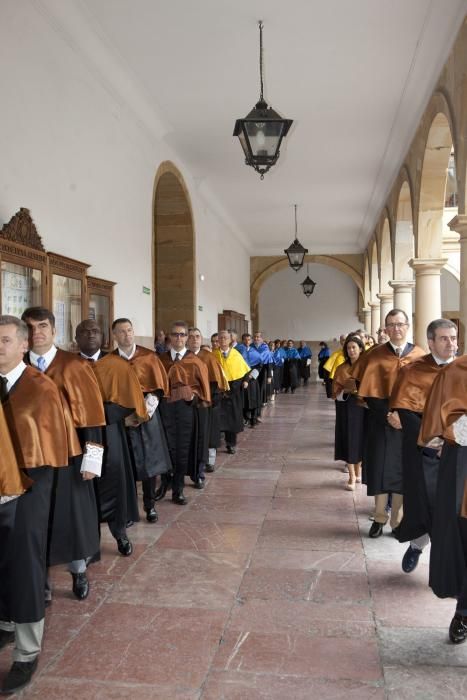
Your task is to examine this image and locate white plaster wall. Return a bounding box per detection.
[258,264,360,340]
[441,268,460,312]
[0,1,250,339]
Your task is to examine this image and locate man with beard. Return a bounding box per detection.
[22,307,105,602]
[75,320,148,555]
[158,321,210,504]
[351,309,424,538]
[389,319,457,572]
[111,318,171,521]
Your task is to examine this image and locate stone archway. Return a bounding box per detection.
[152,162,196,333]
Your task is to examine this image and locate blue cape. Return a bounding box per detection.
[236,343,263,367]
[298,345,312,359]
[284,347,300,360]
[272,347,285,366]
[253,341,273,364]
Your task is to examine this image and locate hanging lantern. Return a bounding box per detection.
[284,204,308,272]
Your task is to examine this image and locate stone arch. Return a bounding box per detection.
[369,239,379,301]
[378,214,393,292]
[363,253,371,305]
[417,103,456,258]
[152,161,196,333]
[393,178,415,279]
[250,255,363,330]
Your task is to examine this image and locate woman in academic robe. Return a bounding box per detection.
[332,335,366,490]
[282,340,300,393]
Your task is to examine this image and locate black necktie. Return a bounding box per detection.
[175,352,181,362]
[0,376,8,402]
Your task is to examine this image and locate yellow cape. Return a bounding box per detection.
[323,349,345,379]
[213,348,250,382]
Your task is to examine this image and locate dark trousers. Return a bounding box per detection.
[225,431,237,447]
[142,476,156,511]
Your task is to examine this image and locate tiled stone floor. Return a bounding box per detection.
[2,384,467,698]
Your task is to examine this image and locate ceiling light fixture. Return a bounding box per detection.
[301,263,316,298]
[233,21,293,179]
[284,204,308,272]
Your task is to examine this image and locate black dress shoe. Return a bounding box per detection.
[1,658,38,694]
[205,464,215,473]
[226,445,236,455]
[369,521,384,538]
[0,629,15,650]
[71,572,89,600]
[391,525,402,539]
[117,537,133,556]
[449,613,467,644]
[193,479,205,489]
[154,473,172,501]
[172,492,188,505]
[145,507,158,523]
[401,545,422,573]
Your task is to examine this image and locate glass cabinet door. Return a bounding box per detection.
[89,293,110,349]
[52,274,82,351]
[1,261,42,316]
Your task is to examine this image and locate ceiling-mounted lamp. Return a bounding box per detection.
[301,264,316,298]
[233,21,293,179]
[284,204,308,272]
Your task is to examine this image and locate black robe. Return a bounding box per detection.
[220,379,244,434]
[334,394,365,464]
[282,358,300,390]
[362,397,403,495]
[429,443,467,599]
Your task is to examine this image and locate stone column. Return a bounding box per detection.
[368,301,380,338]
[448,214,467,352]
[388,280,415,342]
[376,292,394,329]
[361,307,371,334]
[409,258,447,349]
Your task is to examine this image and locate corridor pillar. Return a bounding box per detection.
[361,307,371,334]
[448,215,467,352]
[369,301,380,338]
[409,258,447,349]
[376,292,394,329]
[389,280,415,342]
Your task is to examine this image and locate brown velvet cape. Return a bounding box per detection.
[0,403,32,496]
[91,354,148,422]
[4,366,72,468]
[114,346,169,396]
[351,342,425,399]
[198,349,229,391]
[159,351,211,403]
[390,354,442,413]
[332,361,357,399]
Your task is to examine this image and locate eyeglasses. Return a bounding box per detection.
[386,323,408,329]
[171,332,187,338]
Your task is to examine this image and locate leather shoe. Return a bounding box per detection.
[205,464,215,473]
[0,629,15,650]
[117,537,133,556]
[401,545,422,573]
[154,473,172,501]
[71,572,89,600]
[1,658,38,694]
[449,613,467,644]
[194,479,205,489]
[226,445,236,454]
[369,521,384,538]
[172,492,188,505]
[145,507,158,523]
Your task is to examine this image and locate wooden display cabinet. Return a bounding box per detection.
[87,276,115,350]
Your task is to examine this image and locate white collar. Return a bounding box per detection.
[431,353,454,366]
[29,345,58,370]
[80,350,101,362]
[118,344,136,360]
[389,341,407,356]
[170,347,187,361]
[0,360,27,392]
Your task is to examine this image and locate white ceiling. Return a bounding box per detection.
[52,0,467,254]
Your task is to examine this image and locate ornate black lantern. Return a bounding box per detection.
[284,204,308,272]
[301,264,316,297]
[233,22,293,179]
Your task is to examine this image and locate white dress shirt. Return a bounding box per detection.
[29,345,58,371]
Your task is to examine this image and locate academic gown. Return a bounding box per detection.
[419,357,467,598]
[282,348,301,390]
[389,354,443,542]
[318,347,330,380]
[323,349,345,398]
[332,362,365,464]
[253,342,274,404]
[198,349,229,450]
[236,344,262,418]
[298,345,312,382]
[113,346,172,481]
[25,349,106,566]
[158,351,211,490]
[0,367,72,623]
[272,348,285,392]
[351,342,425,496]
[214,348,251,436]
[90,352,149,532]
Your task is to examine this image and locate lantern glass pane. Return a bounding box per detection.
[245,121,284,157]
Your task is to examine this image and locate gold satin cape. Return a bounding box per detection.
[351,342,425,398]
[0,403,31,496]
[332,361,358,399]
[91,354,148,422]
[390,354,442,413]
[159,351,211,403]
[117,346,169,396]
[323,349,345,379]
[213,348,250,382]
[4,366,74,469]
[198,349,229,391]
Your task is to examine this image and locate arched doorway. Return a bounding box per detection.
[152,162,195,333]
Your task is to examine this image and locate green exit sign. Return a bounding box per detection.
[142,286,150,295]
[198,305,203,312]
